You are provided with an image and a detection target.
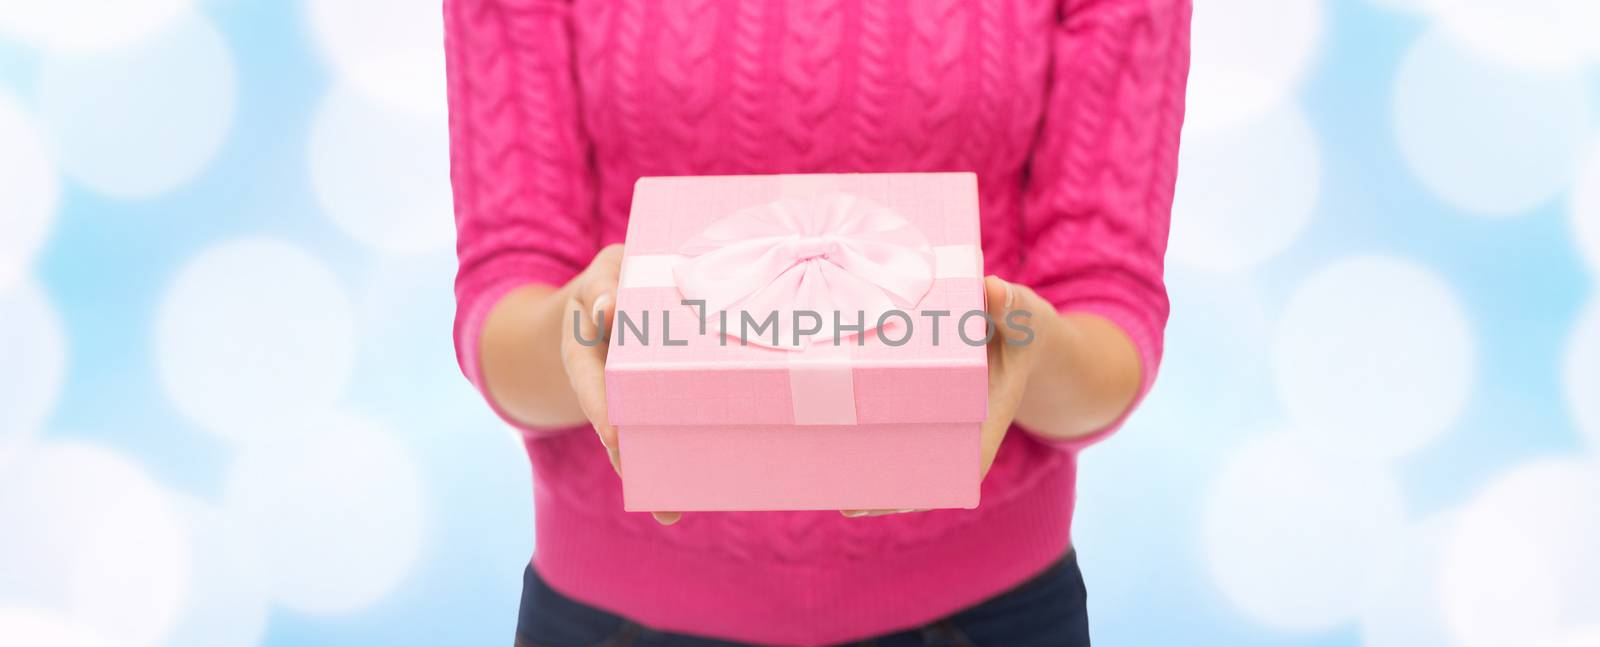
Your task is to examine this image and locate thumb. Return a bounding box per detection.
[984,275,1036,347]
[984,275,1014,317]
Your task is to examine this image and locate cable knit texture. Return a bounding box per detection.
[445,1,1188,644]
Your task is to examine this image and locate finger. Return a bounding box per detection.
[564,251,626,474]
[984,275,1037,347]
[980,413,1009,478]
[652,511,683,525]
[575,275,618,343]
[840,509,921,518]
[562,289,618,472]
[570,244,624,343]
[563,345,620,474]
[983,274,1014,315]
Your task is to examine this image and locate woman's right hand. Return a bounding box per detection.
[559,244,623,472]
[557,244,681,525]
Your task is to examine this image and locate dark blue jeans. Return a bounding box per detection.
[516,550,1089,647]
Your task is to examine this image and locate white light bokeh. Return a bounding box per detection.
[0,443,191,647]
[1540,628,1600,647]
[34,14,237,199]
[1203,433,1405,630]
[1420,0,1600,70]
[1563,301,1600,452]
[162,499,270,647]
[1274,256,1475,461]
[1123,270,1277,441]
[156,238,357,440]
[0,92,58,291]
[1392,28,1594,217]
[0,283,67,468]
[1367,0,1430,12]
[1358,514,1460,647]
[1169,103,1320,272]
[308,0,447,116]
[0,609,113,647]
[355,251,460,392]
[1185,0,1322,132]
[311,88,455,254]
[0,0,190,53]
[1572,142,1600,274]
[1440,458,1600,647]
[223,410,427,615]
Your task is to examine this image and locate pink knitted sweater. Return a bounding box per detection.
[445,1,1188,644]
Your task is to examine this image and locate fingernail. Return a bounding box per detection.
[1002,279,1015,310]
[591,293,611,326]
[894,508,916,514]
[841,510,868,518]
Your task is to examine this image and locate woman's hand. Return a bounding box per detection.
[558,244,682,526]
[976,275,1048,477]
[843,275,1047,518]
[557,244,622,472]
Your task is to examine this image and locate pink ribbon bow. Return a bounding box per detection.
[673,192,937,349]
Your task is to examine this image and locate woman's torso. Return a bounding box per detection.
[527,0,1073,565]
[569,0,1059,276]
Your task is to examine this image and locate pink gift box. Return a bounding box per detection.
[605,173,987,511]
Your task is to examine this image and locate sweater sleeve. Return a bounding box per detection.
[1014,0,1190,450]
[445,0,598,428]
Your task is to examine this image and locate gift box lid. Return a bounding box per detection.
[604,173,988,427]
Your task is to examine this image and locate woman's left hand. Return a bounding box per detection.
[843,275,1048,518]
